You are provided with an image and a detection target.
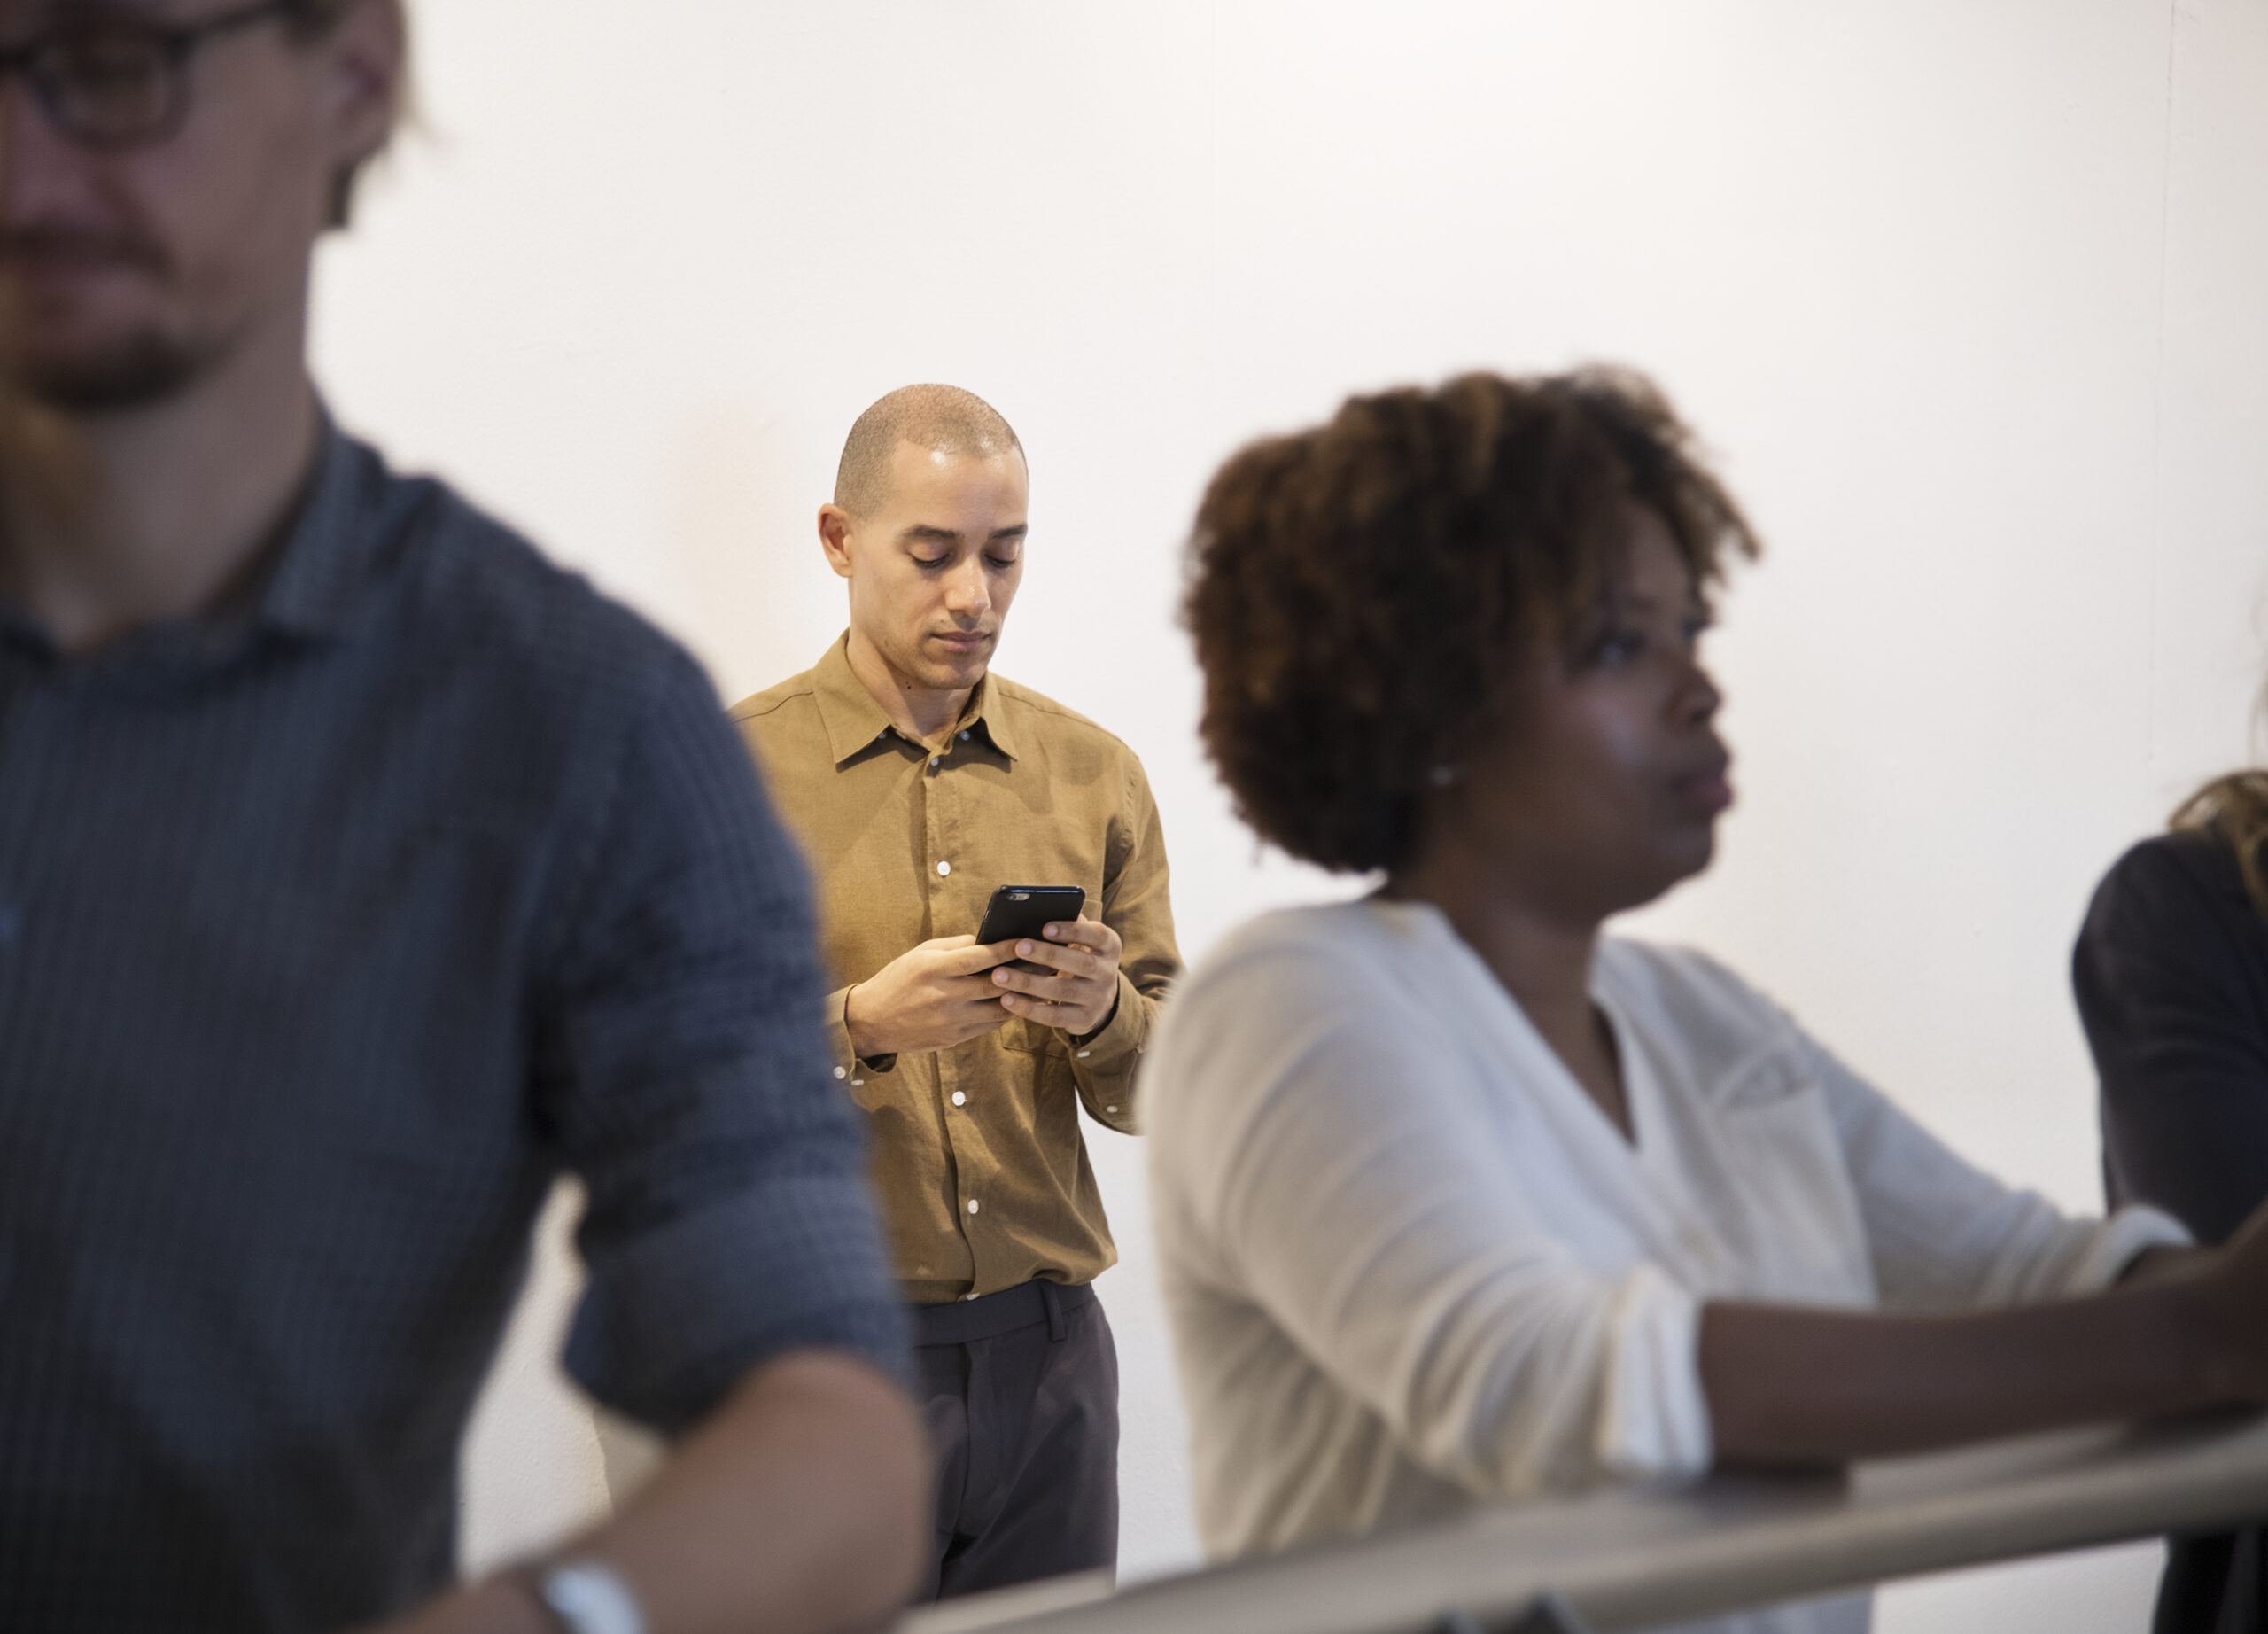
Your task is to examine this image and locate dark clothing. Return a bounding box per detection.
[2156,1534,2268,1634]
[913,1280,1119,1600]
[2077,830,2268,1634]
[2081,831,2268,1242]
[0,426,905,1632]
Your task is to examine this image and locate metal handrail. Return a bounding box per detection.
[905,1408,2268,1634]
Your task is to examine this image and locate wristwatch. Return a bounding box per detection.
[519,1560,647,1634]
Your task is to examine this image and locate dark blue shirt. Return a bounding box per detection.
[0,425,905,1631]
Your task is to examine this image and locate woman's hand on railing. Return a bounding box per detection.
[1699,1210,2268,1470]
[2186,1197,2268,1401]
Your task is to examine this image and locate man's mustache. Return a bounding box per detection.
[0,224,169,275]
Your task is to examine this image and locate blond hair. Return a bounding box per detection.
[2171,772,2268,922]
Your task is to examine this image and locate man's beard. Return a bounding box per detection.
[0,331,207,415]
[0,225,209,414]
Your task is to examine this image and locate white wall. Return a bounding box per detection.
[311,0,2268,1622]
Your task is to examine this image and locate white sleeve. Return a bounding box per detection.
[1801,1032,2192,1307]
[1153,937,1713,1498]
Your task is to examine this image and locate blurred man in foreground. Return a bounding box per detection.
[0,4,926,1630]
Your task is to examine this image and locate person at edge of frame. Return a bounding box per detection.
[2078,729,2268,1634]
[0,3,926,1631]
[731,384,1180,1600]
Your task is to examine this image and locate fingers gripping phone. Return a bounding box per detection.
[976,885,1086,972]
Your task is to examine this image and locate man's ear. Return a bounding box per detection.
[818,505,857,581]
[320,0,408,183]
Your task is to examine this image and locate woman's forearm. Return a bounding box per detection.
[1698,1274,2220,1467]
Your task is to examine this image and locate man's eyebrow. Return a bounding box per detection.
[987,525,1029,545]
[899,525,963,545]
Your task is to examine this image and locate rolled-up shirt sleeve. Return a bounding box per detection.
[1596,1265,1713,1478]
[532,649,908,1432]
[1064,752,1178,1135]
[1159,941,1713,1499]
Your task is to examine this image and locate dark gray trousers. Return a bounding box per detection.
[911,1279,1120,1602]
[2157,1529,2265,1634]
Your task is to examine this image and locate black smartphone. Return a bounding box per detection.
[975,886,1087,969]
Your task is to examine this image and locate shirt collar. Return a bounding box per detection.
[0,411,380,669]
[964,673,1020,760]
[812,633,1021,766]
[812,635,899,765]
[250,413,386,644]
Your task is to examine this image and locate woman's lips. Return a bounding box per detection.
[1674,764,1735,813]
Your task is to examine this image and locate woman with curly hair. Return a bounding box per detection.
[1145,368,2268,1634]
[2077,751,2268,1633]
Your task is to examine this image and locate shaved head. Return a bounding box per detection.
[835,384,1023,517]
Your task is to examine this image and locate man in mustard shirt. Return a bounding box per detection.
[732,385,1178,1599]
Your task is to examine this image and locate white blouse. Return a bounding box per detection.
[1144,899,2186,1634]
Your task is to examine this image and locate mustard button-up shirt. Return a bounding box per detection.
[732,636,1179,1303]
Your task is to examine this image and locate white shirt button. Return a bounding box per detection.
[967,1198,981,1215]
[959,730,971,741]
[851,1079,865,1087]
[937,860,951,876]
[833,1067,846,1080]
[930,757,941,767]
[1105,1105,1120,1115]
[951,1092,967,1107]
[1076,1049,1091,1059]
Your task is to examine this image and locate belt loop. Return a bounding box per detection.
[1040,1279,1067,1342]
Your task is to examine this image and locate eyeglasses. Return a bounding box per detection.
[0,1,292,152]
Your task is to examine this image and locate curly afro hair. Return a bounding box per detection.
[1184,367,1759,875]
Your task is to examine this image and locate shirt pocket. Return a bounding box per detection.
[997,1015,1072,1058]
[1708,1054,1874,1303]
[988,1023,1084,1158]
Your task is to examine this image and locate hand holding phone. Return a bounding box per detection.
[843,888,1098,1060]
[843,936,1022,1060]
[975,886,1087,965]
[981,889,1122,1039]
